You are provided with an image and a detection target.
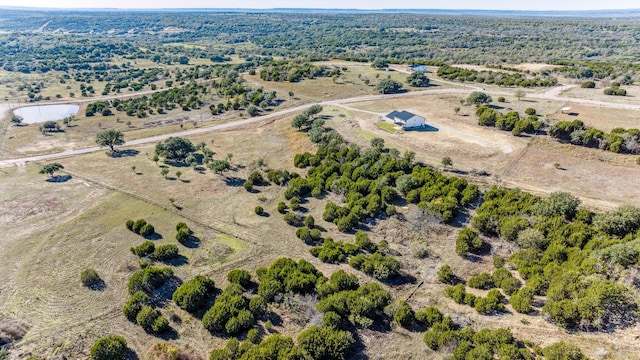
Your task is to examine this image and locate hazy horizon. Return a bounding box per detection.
[0,0,638,11]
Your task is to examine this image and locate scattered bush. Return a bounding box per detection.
[172,275,216,312]
[153,244,179,261]
[254,206,264,215]
[139,223,155,237]
[542,341,587,360]
[90,335,128,360]
[437,264,455,284]
[297,325,355,360]
[127,266,173,294]
[415,307,443,327]
[136,306,169,334]
[131,241,155,257]
[393,301,415,327]
[227,269,252,288]
[581,80,596,88]
[123,291,149,321]
[455,228,483,256]
[80,268,101,287]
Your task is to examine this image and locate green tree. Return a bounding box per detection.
[209,159,231,174]
[437,264,455,284]
[407,71,430,87]
[441,156,453,169]
[90,335,128,360]
[39,162,64,178]
[393,301,415,327]
[80,268,101,287]
[547,192,581,220]
[375,79,403,94]
[542,341,587,360]
[155,137,195,163]
[371,58,388,69]
[95,129,125,153]
[466,92,492,106]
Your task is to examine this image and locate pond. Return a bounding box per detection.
[13,104,79,124]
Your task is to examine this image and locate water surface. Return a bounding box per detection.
[13,104,79,124]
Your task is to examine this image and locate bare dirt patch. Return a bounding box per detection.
[510,63,560,72]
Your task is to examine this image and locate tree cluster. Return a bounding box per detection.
[438,65,557,87]
[549,120,640,154]
[476,105,543,136]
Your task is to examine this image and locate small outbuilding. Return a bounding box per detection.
[384,110,425,129]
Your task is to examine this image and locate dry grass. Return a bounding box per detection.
[562,85,640,105]
[549,102,640,131]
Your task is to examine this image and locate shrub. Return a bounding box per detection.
[131,241,155,257]
[254,206,264,215]
[393,301,415,328]
[154,244,179,261]
[125,219,134,231]
[510,288,534,314]
[139,223,155,237]
[172,275,216,312]
[455,228,483,256]
[524,107,536,116]
[227,269,252,288]
[136,306,169,334]
[581,80,596,88]
[132,219,147,234]
[542,341,587,360]
[123,291,149,321]
[127,266,173,294]
[297,325,355,360]
[437,264,455,284]
[90,335,128,360]
[247,328,261,344]
[415,307,443,327]
[497,96,506,102]
[80,268,101,287]
[277,202,287,214]
[176,228,190,244]
[283,212,302,226]
[304,215,315,228]
[468,272,495,290]
[349,252,401,280]
[249,296,267,318]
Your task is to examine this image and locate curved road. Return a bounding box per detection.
[1,84,639,167]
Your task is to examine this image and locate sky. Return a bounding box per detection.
[0,0,637,10]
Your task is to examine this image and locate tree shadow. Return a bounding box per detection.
[223,176,244,187]
[383,271,418,287]
[46,174,72,182]
[124,348,140,360]
[87,279,107,291]
[258,212,270,218]
[110,149,140,158]
[181,235,201,249]
[144,233,163,240]
[163,254,189,267]
[157,327,179,340]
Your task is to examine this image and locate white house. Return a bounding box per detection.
[384,110,425,129]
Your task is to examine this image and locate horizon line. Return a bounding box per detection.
[2,5,640,12]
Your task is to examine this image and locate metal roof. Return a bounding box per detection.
[386,110,419,122]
